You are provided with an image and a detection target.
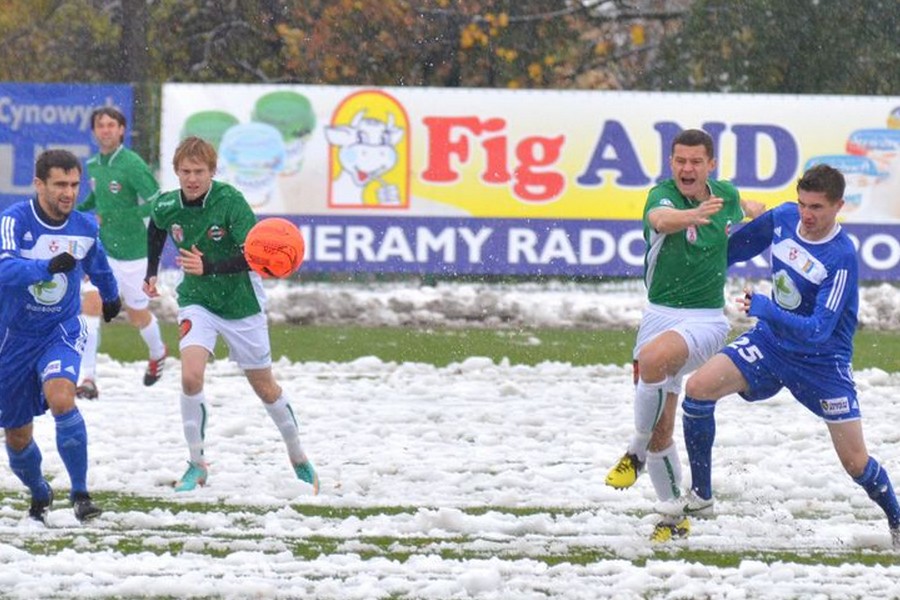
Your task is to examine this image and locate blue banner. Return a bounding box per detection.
[0,83,133,210]
[249,216,900,281]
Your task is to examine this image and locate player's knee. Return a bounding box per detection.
[181,372,204,396]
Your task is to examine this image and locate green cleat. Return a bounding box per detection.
[294,460,319,495]
[174,461,208,492]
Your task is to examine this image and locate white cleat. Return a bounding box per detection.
[657,489,715,518]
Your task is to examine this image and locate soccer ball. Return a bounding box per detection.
[243,217,305,278]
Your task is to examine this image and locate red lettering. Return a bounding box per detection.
[422,117,505,182]
[513,136,565,202]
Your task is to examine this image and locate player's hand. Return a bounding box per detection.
[48,252,76,274]
[691,196,724,225]
[176,245,204,275]
[740,199,766,220]
[102,297,122,322]
[736,286,754,313]
[143,276,159,298]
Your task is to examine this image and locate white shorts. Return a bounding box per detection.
[81,257,151,310]
[634,303,729,394]
[178,304,272,370]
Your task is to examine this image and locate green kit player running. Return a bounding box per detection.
[143,136,318,494]
[76,107,168,399]
[604,128,762,542]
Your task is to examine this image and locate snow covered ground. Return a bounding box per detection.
[2,280,900,599]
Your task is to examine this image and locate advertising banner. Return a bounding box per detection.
[160,84,900,279]
[0,83,133,210]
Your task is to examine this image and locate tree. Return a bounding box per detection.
[641,0,900,94]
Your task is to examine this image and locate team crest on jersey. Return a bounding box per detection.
[108,180,122,194]
[686,225,698,244]
[171,224,184,244]
[49,239,59,253]
[725,220,733,235]
[772,269,802,309]
[207,225,226,242]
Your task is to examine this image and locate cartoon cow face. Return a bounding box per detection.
[325,111,405,205]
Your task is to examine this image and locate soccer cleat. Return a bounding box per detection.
[75,379,99,400]
[657,489,715,518]
[294,460,320,495]
[71,492,102,522]
[605,452,644,489]
[174,461,208,492]
[28,482,54,524]
[650,516,690,543]
[143,345,168,386]
[892,527,900,549]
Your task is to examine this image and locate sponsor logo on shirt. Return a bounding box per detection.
[772,269,802,309]
[207,225,226,242]
[659,198,674,208]
[42,360,62,379]
[820,396,850,416]
[108,180,122,194]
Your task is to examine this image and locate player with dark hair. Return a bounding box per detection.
[143,136,318,494]
[672,163,900,547]
[76,106,167,399]
[0,149,121,523]
[604,128,764,542]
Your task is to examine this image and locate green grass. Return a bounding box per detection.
[5,491,899,567]
[99,322,900,371]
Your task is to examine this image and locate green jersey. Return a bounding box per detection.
[78,145,160,260]
[643,179,743,309]
[150,181,261,320]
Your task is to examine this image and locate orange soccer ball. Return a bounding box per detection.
[243,218,305,278]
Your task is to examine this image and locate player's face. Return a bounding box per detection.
[176,157,214,201]
[35,167,81,220]
[93,114,125,154]
[797,189,844,241]
[671,144,715,201]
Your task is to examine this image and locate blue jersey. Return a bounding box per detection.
[0,198,118,337]
[728,202,858,362]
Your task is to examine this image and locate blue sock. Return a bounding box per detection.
[55,408,89,498]
[6,440,50,501]
[682,396,717,500]
[853,457,900,530]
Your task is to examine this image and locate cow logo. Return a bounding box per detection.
[325,90,410,209]
[172,224,184,244]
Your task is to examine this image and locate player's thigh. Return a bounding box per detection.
[109,257,151,310]
[218,312,272,371]
[684,353,748,400]
[0,340,46,429]
[716,329,784,402]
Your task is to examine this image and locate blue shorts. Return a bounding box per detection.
[0,317,85,429]
[722,327,860,422]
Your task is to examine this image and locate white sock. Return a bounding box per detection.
[79,315,101,382]
[647,442,683,502]
[627,377,669,462]
[264,396,307,465]
[140,314,167,360]
[180,392,207,464]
